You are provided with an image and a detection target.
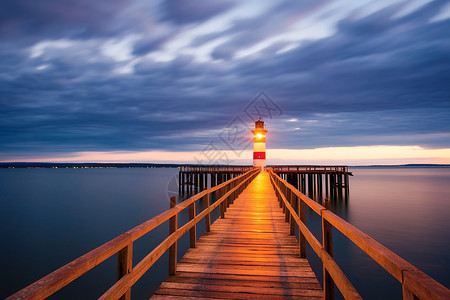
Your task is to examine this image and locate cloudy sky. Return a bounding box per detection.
[1,0,450,164]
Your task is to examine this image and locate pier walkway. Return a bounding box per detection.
[152,172,322,299]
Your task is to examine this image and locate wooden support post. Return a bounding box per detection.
[117,243,133,300]
[203,173,206,190]
[279,183,283,208]
[319,174,323,202]
[322,199,335,300]
[299,174,303,192]
[299,197,306,258]
[303,174,306,193]
[402,285,416,300]
[330,174,334,200]
[285,185,290,223]
[226,182,231,207]
[289,190,295,236]
[336,174,340,200]
[325,174,329,198]
[345,173,349,200]
[169,196,178,275]
[314,174,317,200]
[220,188,225,219]
[189,203,196,248]
[196,173,200,191]
[308,174,311,197]
[202,195,210,233]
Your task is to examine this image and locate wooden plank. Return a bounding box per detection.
[173,271,319,282]
[165,275,321,289]
[179,258,311,268]
[158,281,323,296]
[152,295,216,300]
[176,263,315,275]
[154,288,322,300]
[182,253,309,263]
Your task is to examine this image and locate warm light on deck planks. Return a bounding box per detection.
[152,172,322,299]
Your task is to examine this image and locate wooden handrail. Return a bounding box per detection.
[180,165,254,173]
[271,165,349,173]
[267,168,449,300]
[7,168,260,300]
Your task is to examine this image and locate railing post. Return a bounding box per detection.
[289,190,295,236]
[322,199,335,300]
[220,188,225,218]
[285,184,290,223]
[169,196,178,275]
[299,196,306,258]
[117,243,133,300]
[189,202,196,248]
[204,194,211,232]
[402,285,415,300]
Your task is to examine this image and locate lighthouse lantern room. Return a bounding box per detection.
[252,118,268,168]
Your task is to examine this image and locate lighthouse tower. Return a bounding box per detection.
[252,118,268,168]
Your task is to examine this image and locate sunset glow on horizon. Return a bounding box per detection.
[2,145,449,166]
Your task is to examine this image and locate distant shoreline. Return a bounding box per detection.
[0,162,447,169]
[349,164,448,168]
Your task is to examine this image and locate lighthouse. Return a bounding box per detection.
[252,118,268,168]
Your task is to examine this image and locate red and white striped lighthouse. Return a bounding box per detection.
[252,118,268,168]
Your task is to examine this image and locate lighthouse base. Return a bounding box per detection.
[253,159,266,169]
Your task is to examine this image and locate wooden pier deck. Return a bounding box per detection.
[152,172,322,299]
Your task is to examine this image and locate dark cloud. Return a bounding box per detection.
[161,0,236,24]
[1,0,450,160]
[0,0,129,39]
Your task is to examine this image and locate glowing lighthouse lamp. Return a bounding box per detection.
[252,118,268,169]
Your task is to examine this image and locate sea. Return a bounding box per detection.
[0,167,449,299]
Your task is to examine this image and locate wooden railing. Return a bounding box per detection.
[180,165,253,173]
[267,168,449,300]
[7,168,260,300]
[272,165,349,172]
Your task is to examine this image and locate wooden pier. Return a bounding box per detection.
[153,171,322,299]
[273,165,352,201]
[179,165,352,201]
[7,168,449,300]
[179,166,253,193]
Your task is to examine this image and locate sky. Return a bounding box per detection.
[1,0,450,165]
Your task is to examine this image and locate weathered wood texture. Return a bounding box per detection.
[152,172,322,299]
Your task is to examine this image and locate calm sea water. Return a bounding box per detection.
[0,167,449,299]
